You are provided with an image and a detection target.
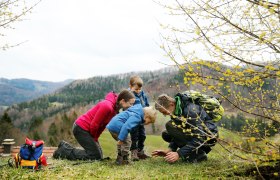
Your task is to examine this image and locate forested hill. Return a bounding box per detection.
[11,66,184,113]
[1,67,186,145]
[0,78,73,106]
[1,65,277,146]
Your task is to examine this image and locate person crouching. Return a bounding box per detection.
[106,104,157,165]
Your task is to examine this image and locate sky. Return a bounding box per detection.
[0,0,172,82]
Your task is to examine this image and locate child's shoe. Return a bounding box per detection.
[131,149,139,161]
[115,154,123,165]
[137,150,151,159]
[122,155,131,165]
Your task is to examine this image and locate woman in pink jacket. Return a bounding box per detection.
[53,89,135,160]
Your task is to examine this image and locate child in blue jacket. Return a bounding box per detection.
[128,75,150,161]
[106,104,157,165]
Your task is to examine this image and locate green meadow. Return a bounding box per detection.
[0,129,258,179]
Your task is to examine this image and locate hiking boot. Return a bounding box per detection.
[195,152,207,162]
[137,150,151,160]
[115,155,131,165]
[53,147,64,159]
[115,154,123,165]
[131,149,139,161]
[53,141,73,159]
[122,155,131,165]
[186,151,207,163]
[58,140,71,148]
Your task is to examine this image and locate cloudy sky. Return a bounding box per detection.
[0,0,172,82]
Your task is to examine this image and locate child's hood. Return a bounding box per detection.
[127,104,144,118]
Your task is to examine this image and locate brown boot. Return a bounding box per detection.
[115,154,123,165]
[122,155,131,165]
[131,149,139,161]
[137,150,151,160]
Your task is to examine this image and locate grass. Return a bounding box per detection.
[0,130,261,179]
[99,130,169,157]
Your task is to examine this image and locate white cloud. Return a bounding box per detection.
[0,0,171,82]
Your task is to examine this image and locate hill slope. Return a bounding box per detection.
[6,67,184,127]
[0,78,73,106]
[1,67,187,145]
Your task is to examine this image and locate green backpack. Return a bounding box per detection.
[176,90,224,122]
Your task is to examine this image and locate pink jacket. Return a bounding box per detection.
[75,92,117,141]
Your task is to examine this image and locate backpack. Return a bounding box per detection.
[176,90,224,122]
[14,138,47,170]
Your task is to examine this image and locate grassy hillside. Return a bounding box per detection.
[0,130,259,179]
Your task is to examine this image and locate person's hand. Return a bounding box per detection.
[151,150,168,157]
[164,152,179,163]
[117,140,124,145]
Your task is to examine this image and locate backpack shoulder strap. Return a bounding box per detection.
[174,95,182,116]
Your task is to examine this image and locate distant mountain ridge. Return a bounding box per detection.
[0,65,232,145]
[5,67,185,132]
[0,78,74,106]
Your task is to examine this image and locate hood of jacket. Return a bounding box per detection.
[126,104,144,118]
[104,91,118,109]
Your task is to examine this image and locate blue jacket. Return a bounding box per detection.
[131,90,149,107]
[106,104,144,141]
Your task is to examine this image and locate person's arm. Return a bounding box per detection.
[168,142,178,152]
[143,91,150,107]
[152,143,179,162]
[176,138,200,161]
[151,149,172,157]
[118,115,141,141]
[176,146,189,161]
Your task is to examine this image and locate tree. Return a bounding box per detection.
[48,122,58,145]
[0,0,41,50]
[158,0,280,173]
[1,111,12,123]
[28,116,43,131]
[32,130,41,140]
[48,122,58,136]
[0,111,13,142]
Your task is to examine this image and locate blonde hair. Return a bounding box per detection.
[155,94,175,110]
[143,106,157,123]
[129,75,143,87]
